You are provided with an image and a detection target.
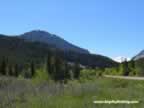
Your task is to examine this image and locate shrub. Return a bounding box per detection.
[32,68,49,83]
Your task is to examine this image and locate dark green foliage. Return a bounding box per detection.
[46,52,71,82]
[46,51,56,78]
[128,60,136,75]
[121,60,130,76]
[64,62,70,81]
[24,71,31,79]
[50,55,56,79]
[0,58,7,75]
[129,60,135,69]
[8,65,13,76]
[54,55,65,81]
[14,64,19,77]
[46,54,52,75]
[30,61,35,77]
[73,61,81,79]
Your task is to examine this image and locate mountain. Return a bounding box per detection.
[133,50,144,60]
[0,31,117,69]
[20,30,89,54]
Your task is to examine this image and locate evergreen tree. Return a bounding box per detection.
[55,55,65,81]
[73,61,81,79]
[50,55,56,79]
[8,65,13,76]
[46,53,52,76]
[128,60,136,75]
[14,64,19,77]
[64,61,70,80]
[46,51,57,80]
[0,58,7,75]
[121,60,130,76]
[129,60,135,69]
[30,61,35,77]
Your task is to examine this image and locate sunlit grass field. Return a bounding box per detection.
[0,76,144,108]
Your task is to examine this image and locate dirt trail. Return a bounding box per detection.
[104,75,144,81]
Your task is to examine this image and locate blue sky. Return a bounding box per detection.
[0,0,144,59]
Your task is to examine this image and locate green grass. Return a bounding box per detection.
[0,77,144,108]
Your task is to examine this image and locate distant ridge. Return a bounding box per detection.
[133,50,144,60]
[20,30,89,54]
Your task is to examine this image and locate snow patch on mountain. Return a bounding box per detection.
[113,56,131,63]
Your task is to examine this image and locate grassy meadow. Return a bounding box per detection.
[0,73,144,108]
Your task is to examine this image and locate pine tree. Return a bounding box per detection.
[73,61,81,79]
[129,60,135,69]
[46,54,53,76]
[50,55,56,79]
[14,64,19,77]
[30,61,35,77]
[46,51,57,80]
[55,55,65,81]
[128,60,136,75]
[121,60,130,76]
[0,58,7,75]
[64,61,70,83]
[8,65,13,76]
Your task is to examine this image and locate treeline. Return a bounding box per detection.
[0,57,19,77]
[46,52,81,82]
[0,53,81,82]
[105,58,144,76]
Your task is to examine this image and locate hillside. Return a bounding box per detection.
[20,30,89,54]
[0,33,117,68]
[133,50,144,60]
[0,35,51,65]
